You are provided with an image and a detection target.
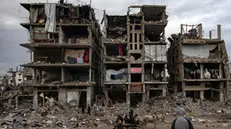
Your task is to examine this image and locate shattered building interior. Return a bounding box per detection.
[20,2,102,108]
[102,5,168,106]
[16,1,230,109]
[167,24,230,101]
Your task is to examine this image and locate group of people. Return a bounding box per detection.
[114,110,141,129]
[114,107,194,129]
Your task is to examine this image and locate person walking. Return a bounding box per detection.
[171,107,194,129]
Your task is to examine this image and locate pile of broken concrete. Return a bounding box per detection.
[1,92,231,128]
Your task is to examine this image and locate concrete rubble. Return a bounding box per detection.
[1,90,231,128]
[1,1,231,129]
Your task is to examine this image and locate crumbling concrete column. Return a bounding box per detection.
[145,85,150,103]
[33,88,38,108]
[200,91,204,100]
[174,84,178,95]
[200,82,205,100]
[217,24,221,40]
[126,92,130,106]
[142,93,146,105]
[162,87,167,96]
[147,91,150,101]
[182,82,186,97]
[61,68,65,82]
[87,87,92,106]
[220,82,224,102]
[58,88,66,104]
[200,64,204,79]
[15,96,18,109]
[219,63,223,78]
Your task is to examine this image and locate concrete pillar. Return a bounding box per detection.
[87,87,92,106]
[33,88,38,108]
[147,90,150,101]
[217,24,221,40]
[182,82,186,97]
[162,87,167,96]
[200,64,204,79]
[15,96,18,109]
[174,84,178,94]
[58,88,66,104]
[199,24,203,39]
[61,68,65,82]
[200,91,204,100]
[126,92,130,106]
[200,82,205,100]
[220,91,224,102]
[142,93,146,105]
[219,63,223,79]
[220,82,224,102]
[163,64,167,81]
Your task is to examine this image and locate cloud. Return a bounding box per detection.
[0,0,231,72]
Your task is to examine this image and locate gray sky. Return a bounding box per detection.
[0,0,231,72]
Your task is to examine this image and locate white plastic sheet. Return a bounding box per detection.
[106,68,128,82]
[44,4,56,33]
[182,45,217,58]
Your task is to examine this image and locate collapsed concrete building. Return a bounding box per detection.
[17,1,230,108]
[102,5,168,106]
[167,24,230,101]
[20,2,102,107]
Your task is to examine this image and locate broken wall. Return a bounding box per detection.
[64,49,86,64]
[34,49,62,63]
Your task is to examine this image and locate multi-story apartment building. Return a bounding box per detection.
[102,5,168,106]
[167,24,230,101]
[20,2,102,107]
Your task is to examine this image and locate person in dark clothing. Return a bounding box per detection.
[171,107,194,129]
[81,105,85,114]
[128,110,134,123]
[12,119,17,129]
[114,115,124,129]
[59,0,64,4]
[87,104,91,115]
[124,115,129,123]
[128,110,139,124]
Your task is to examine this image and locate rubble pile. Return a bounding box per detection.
[0,85,21,113]
[0,98,113,129]
[1,92,231,128]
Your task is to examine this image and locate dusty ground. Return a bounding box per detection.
[39,115,231,129]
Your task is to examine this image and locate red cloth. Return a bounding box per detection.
[84,49,89,63]
[117,44,123,56]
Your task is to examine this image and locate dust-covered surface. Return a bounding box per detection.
[1,91,231,129]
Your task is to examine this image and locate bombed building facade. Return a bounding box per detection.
[20,2,102,107]
[16,1,230,109]
[102,5,168,106]
[167,24,230,101]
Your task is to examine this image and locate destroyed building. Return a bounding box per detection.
[167,24,230,101]
[20,2,102,108]
[102,5,168,106]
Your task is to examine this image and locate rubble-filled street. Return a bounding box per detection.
[0,0,231,129]
[1,89,231,129]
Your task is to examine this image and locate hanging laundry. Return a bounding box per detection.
[117,44,123,56]
[84,49,89,63]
